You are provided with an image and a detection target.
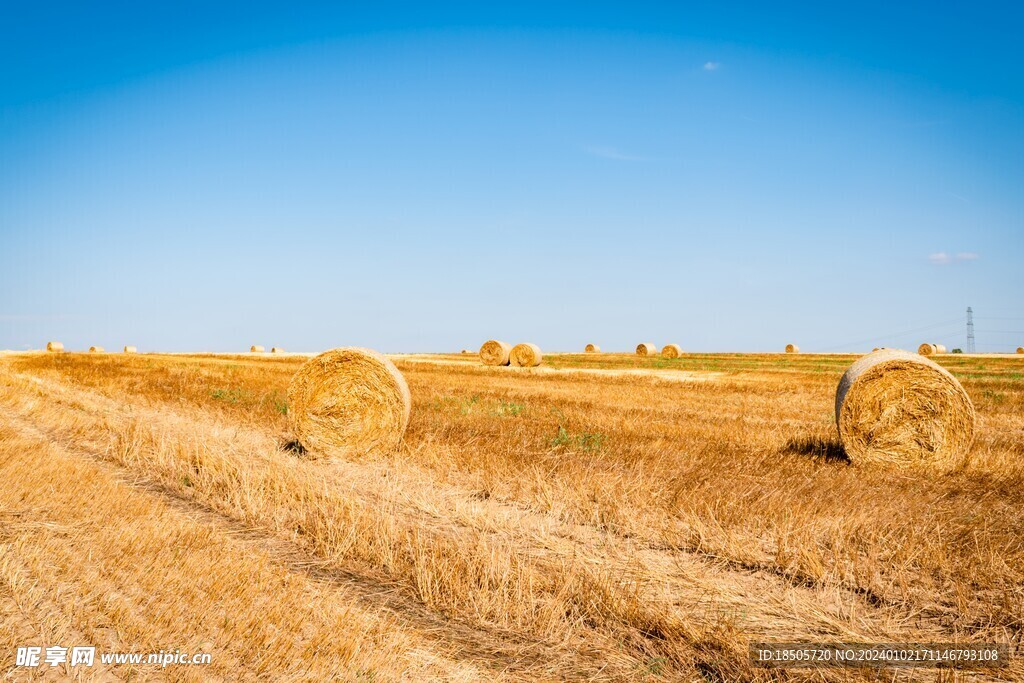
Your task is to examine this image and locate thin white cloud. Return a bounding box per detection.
[927,251,979,266]
[703,61,721,71]
[582,145,650,162]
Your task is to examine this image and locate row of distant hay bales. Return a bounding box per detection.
[47,342,136,353]
[285,345,977,473]
[479,340,542,367]
[251,346,285,353]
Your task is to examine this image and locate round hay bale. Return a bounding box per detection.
[934,344,947,354]
[510,343,542,367]
[585,343,600,353]
[917,343,936,356]
[461,349,472,354]
[1017,347,1024,354]
[835,349,975,469]
[46,341,64,352]
[123,346,137,354]
[785,344,800,353]
[271,347,285,354]
[635,343,657,357]
[288,347,411,459]
[89,346,104,353]
[661,344,682,359]
[479,340,512,366]
[251,345,265,353]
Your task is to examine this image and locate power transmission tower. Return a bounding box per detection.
[966,307,975,353]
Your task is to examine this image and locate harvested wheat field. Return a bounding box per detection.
[1,350,1022,681]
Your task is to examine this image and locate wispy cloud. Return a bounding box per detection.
[703,61,721,71]
[928,252,979,266]
[582,145,650,162]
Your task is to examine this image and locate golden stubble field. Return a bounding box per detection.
[0,350,1021,681]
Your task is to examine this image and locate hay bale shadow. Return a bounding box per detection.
[782,434,850,464]
[281,438,307,456]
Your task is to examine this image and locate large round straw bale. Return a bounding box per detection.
[510,343,542,367]
[661,344,682,359]
[288,347,411,459]
[917,343,936,356]
[934,344,947,354]
[479,340,512,366]
[271,347,285,354]
[835,349,975,469]
[46,341,63,352]
[785,344,800,354]
[585,343,600,353]
[636,343,657,357]
[89,346,104,353]
[251,345,265,353]
[1018,347,1024,354]
[123,346,137,354]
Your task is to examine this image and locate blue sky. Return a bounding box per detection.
[2,2,1022,353]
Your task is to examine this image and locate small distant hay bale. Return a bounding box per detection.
[271,347,285,354]
[635,343,657,357]
[251,345,265,353]
[123,346,137,354]
[1018,347,1024,354]
[661,344,682,359]
[288,347,411,459]
[479,340,512,366]
[461,349,472,354]
[46,341,64,352]
[785,344,800,354]
[89,346,104,353]
[835,349,975,469]
[917,343,936,356]
[934,344,947,354]
[585,343,600,353]
[510,343,542,367]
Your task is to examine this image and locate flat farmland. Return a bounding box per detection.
[1,351,1021,681]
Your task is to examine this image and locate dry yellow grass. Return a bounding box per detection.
[1,350,1021,680]
[509,343,542,367]
[634,342,656,357]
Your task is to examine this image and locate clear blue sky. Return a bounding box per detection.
[2,2,1022,353]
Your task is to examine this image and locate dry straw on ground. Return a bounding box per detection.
[835,348,975,469]
[271,347,285,354]
[661,344,682,359]
[479,340,512,366]
[635,343,657,357]
[585,344,600,353]
[89,346,104,353]
[785,344,800,353]
[510,343,542,367]
[918,343,937,356]
[251,345,265,353]
[288,347,411,459]
[123,346,137,354]
[46,341,63,352]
